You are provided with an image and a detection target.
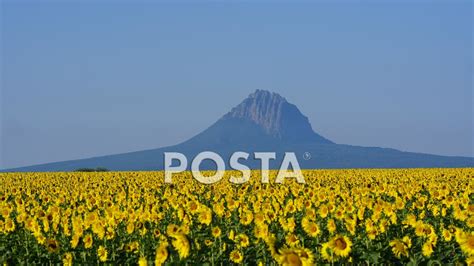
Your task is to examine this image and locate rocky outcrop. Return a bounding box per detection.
[222,90,333,144]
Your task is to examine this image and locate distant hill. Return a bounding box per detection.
[3,90,473,172]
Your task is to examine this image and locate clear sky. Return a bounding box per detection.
[1,1,472,169]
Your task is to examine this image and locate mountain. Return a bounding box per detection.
[3,90,473,172]
[185,90,333,147]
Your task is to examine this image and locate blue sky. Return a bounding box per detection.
[1,1,472,169]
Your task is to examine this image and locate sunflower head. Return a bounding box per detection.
[46,239,59,253]
[330,235,352,258]
[230,249,243,263]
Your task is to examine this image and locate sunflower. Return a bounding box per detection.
[126,241,139,253]
[319,205,329,218]
[403,214,417,227]
[467,256,474,266]
[166,224,180,237]
[240,210,253,225]
[442,228,453,242]
[97,245,107,262]
[301,218,320,238]
[329,235,352,257]
[422,241,434,257]
[276,247,314,266]
[70,233,80,248]
[422,224,435,237]
[335,208,345,220]
[83,234,93,249]
[4,218,15,232]
[389,237,411,258]
[187,200,200,214]
[254,213,265,225]
[237,233,250,248]
[308,222,320,237]
[155,240,169,266]
[138,256,148,266]
[320,242,335,262]
[62,252,73,266]
[214,202,225,217]
[212,226,221,238]
[172,234,190,259]
[46,239,59,253]
[402,236,412,248]
[459,232,474,256]
[357,207,365,220]
[366,227,377,240]
[284,234,298,247]
[327,219,337,234]
[276,248,303,266]
[467,217,474,229]
[297,247,315,265]
[230,249,243,263]
[126,222,134,234]
[198,208,212,225]
[228,229,235,241]
[203,239,212,246]
[414,222,425,237]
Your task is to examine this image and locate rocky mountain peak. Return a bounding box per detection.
[222,90,333,144]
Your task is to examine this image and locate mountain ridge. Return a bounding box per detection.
[187,90,334,147]
[2,90,473,171]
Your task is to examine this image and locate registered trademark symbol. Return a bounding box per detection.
[303,152,311,160]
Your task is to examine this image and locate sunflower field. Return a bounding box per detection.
[0,168,473,265]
